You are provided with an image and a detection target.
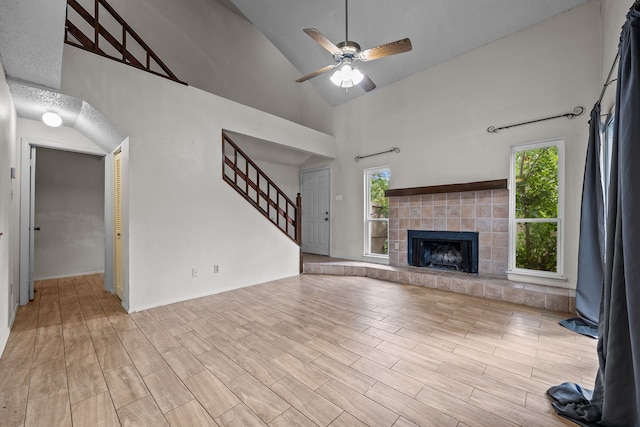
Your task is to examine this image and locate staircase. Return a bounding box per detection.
[222,133,302,246]
[64,0,185,84]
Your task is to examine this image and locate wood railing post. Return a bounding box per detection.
[296,193,302,246]
[297,193,302,273]
[94,0,99,49]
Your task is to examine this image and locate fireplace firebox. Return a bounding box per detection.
[408,230,479,274]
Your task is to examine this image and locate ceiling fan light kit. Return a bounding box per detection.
[296,0,412,92]
[330,63,364,88]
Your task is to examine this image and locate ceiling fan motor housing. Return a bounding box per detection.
[335,41,362,61]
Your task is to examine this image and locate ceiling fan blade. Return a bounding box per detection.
[303,28,343,56]
[360,38,412,61]
[296,64,337,83]
[359,74,376,92]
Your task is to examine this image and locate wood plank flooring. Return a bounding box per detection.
[0,273,598,426]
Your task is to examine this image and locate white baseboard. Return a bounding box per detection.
[0,326,9,359]
[1,303,20,358]
[126,272,298,313]
[35,270,105,281]
[9,303,17,327]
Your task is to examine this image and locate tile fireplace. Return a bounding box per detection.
[387,182,509,277]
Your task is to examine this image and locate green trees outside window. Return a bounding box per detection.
[366,168,390,256]
[513,144,561,273]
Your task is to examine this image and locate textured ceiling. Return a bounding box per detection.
[229,0,591,106]
[0,0,66,89]
[9,80,125,153]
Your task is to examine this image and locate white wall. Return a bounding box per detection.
[61,46,337,311]
[100,0,333,135]
[33,148,105,279]
[0,60,18,356]
[329,3,602,290]
[600,0,631,112]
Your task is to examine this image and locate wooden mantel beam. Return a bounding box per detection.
[385,179,507,197]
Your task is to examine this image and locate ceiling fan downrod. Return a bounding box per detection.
[345,0,349,45]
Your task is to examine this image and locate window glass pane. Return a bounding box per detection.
[369,220,389,255]
[365,167,389,256]
[368,170,390,219]
[515,146,558,219]
[515,222,558,272]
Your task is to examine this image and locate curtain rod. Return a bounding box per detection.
[354,147,400,162]
[487,106,584,133]
[598,0,640,103]
[598,53,619,104]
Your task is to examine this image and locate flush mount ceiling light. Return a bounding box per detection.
[42,111,62,127]
[295,0,412,92]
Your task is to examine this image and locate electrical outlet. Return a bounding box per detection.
[213,265,219,274]
[192,268,199,277]
[394,242,400,250]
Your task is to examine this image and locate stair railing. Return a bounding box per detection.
[222,133,302,246]
[65,0,185,84]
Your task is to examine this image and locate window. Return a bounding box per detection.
[365,167,390,257]
[509,140,564,276]
[602,114,615,212]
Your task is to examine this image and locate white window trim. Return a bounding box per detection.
[364,166,390,258]
[508,139,565,279]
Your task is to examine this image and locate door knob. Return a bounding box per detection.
[34,227,41,231]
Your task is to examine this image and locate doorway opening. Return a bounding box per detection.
[19,139,121,307]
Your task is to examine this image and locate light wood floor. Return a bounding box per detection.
[0,273,598,427]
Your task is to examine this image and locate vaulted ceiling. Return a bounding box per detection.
[0,0,592,112]
[228,0,591,106]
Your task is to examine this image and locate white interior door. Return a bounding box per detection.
[301,168,330,255]
[28,146,36,300]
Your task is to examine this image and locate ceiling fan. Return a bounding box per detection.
[295,0,412,92]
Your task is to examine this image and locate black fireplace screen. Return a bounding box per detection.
[408,230,479,273]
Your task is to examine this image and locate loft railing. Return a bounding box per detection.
[222,133,302,246]
[65,0,186,84]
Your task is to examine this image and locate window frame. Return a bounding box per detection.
[508,139,565,278]
[364,166,390,258]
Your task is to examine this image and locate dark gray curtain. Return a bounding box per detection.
[598,5,640,424]
[575,104,605,325]
[549,4,640,425]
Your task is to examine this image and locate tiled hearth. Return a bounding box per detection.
[302,261,575,313]
[389,189,508,276]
